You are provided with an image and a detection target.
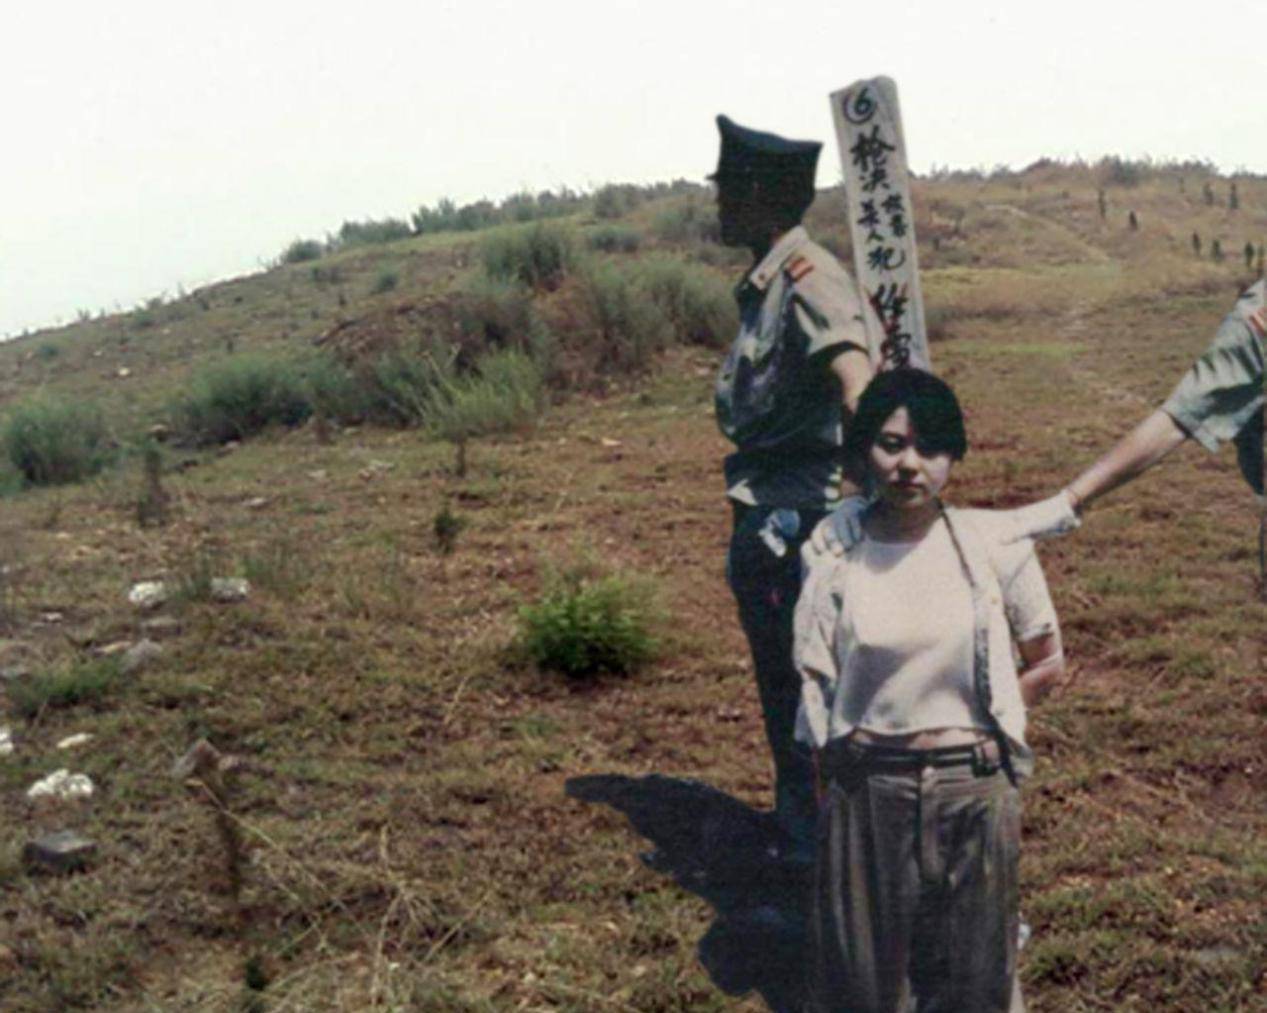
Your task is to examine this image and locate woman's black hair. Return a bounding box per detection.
[842,368,968,477]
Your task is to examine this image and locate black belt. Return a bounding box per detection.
[826,738,1002,776]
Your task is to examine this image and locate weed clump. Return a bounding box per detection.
[480,223,576,290]
[587,225,642,253]
[517,565,662,677]
[280,238,324,264]
[652,195,720,245]
[7,657,124,718]
[635,256,736,348]
[1,395,112,486]
[429,349,546,474]
[432,504,466,554]
[170,354,311,446]
[576,261,670,372]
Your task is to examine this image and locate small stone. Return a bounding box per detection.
[26,769,95,800]
[244,496,268,509]
[96,640,133,657]
[172,738,222,780]
[116,367,131,378]
[0,665,31,683]
[120,639,163,675]
[23,831,97,873]
[140,616,182,639]
[38,612,65,624]
[307,469,328,481]
[128,581,169,609]
[0,726,13,756]
[209,578,249,603]
[56,733,93,750]
[148,423,170,442]
[600,437,622,448]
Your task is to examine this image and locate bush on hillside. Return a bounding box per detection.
[479,223,577,290]
[2,395,112,486]
[652,195,720,245]
[170,354,311,446]
[334,217,413,247]
[428,349,545,445]
[280,238,325,264]
[635,256,736,347]
[587,225,642,253]
[516,564,663,678]
[575,261,670,372]
[454,275,539,351]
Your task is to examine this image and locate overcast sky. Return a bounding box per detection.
[3,0,1264,338]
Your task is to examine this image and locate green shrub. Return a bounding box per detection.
[576,261,669,372]
[281,238,325,264]
[517,567,662,677]
[372,269,399,294]
[455,275,538,349]
[170,354,312,446]
[7,658,124,718]
[1,395,112,486]
[429,349,545,444]
[365,343,454,427]
[301,352,375,425]
[333,217,412,247]
[652,195,720,245]
[635,255,736,347]
[479,222,576,290]
[587,225,642,253]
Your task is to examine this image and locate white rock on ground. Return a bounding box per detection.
[128,581,169,609]
[0,727,13,756]
[56,733,93,750]
[210,578,250,603]
[120,639,163,675]
[26,769,94,800]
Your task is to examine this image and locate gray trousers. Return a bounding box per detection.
[810,750,1025,1013]
[727,504,826,848]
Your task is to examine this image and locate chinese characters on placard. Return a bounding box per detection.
[840,84,919,369]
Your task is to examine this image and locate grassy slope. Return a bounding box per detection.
[0,165,1265,1011]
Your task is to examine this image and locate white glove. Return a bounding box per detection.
[806,496,870,559]
[1000,490,1081,544]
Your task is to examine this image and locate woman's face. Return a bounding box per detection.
[867,406,954,511]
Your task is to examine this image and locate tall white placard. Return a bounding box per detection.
[830,77,929,370]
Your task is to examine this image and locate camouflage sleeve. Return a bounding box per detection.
[1161,313,1264,452]
[789,264,871,362]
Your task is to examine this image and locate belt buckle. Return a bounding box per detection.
[971,739,1000,777]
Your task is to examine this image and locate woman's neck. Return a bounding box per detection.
[866,499,942,542]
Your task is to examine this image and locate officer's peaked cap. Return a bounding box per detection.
[710,114,822,185]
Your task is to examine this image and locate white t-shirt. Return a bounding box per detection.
[838,520,982,735]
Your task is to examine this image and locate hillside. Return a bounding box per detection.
[1,160,1265,1011]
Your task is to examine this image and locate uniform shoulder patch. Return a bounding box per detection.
[1237,280,1267,338]
[786,255,815,282]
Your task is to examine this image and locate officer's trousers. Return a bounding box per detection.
[726,503,826,850]
[809,750,1025,1013]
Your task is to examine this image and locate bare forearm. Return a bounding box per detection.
[1065,410,1188,511]
[1018,655,1065,707]
[1017,632,1064,707]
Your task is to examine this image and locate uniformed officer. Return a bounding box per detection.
[1033,278,1264,519]
[711,114,875,858]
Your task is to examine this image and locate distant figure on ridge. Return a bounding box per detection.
[710,114,874,861]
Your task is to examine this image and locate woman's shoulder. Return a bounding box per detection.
[945,506,1043,585]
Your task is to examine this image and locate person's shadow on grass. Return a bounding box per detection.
[565,774,809,1013]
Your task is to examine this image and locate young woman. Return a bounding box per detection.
[793,368,1065,1013]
